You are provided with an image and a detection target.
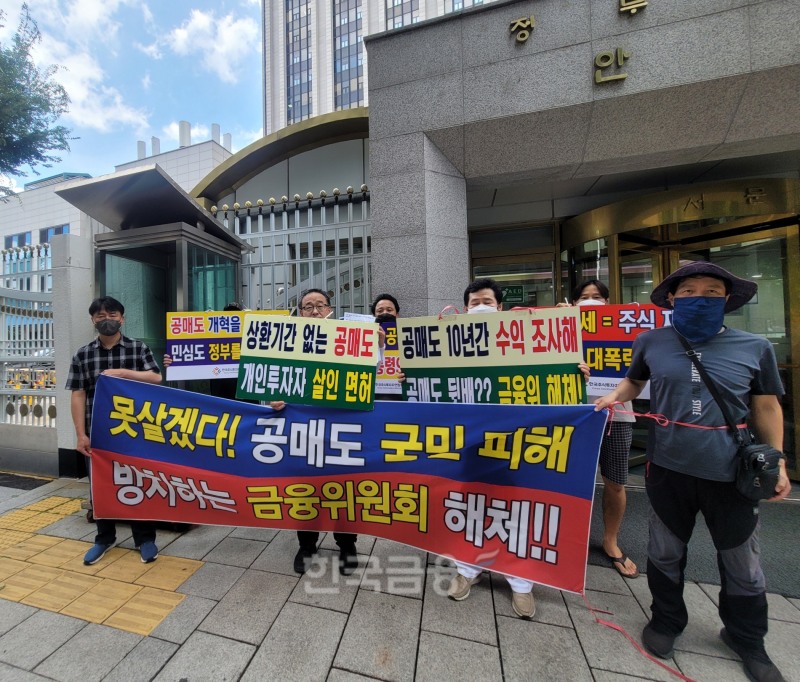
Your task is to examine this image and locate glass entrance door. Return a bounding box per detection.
[677,227,799,480]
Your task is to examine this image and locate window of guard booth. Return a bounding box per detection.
[472,261,553,309]
[187,244,237,312]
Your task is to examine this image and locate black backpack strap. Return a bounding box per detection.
[672,329,747,446]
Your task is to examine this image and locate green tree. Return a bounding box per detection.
[0,4,71,201]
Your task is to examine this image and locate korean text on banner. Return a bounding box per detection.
[237,314,379,410]
[580,303,671,397]
[399,308,585,405]
[90,376,608,594]
[165,310,289,382]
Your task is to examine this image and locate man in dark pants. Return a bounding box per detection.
[276,288,358,576]
[67,296,163,565]
[595,262,791,682]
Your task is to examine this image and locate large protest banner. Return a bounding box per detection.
[399,308,585,405]
[236,314,378,410]
[580,303,671,398]
[165,310,289,381]
[91,376,608,593]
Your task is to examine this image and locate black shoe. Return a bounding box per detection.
[642,622,676,659]
[720,628,785,682]
[338,543,358,576]
[293,546,315,574]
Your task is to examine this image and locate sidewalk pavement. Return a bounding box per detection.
[0,478,797,682]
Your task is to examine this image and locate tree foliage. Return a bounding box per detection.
[0,4,72,200]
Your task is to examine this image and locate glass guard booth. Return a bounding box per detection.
[56,165,250,368]
[561,178,800,480]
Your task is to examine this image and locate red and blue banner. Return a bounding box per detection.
[90,375,608,593]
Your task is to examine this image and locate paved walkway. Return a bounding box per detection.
[0,478,797,682]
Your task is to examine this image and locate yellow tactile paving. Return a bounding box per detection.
[47,500,83,516]
[0,564,64,601]
[104,586,185,636]
[23,496,75,512]
[26,539,92,568]
[134,556,203,591]
[0,496,206,635]
[61,578,143,623]
[21,571,102,611]
[8,512,63,533]
[96,551,156,583]
[59,546,127,575]
[1,533,61,561]
[0,510,40,529]
[0,530,33,551]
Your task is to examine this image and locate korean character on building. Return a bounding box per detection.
[595,47,631,84]
[283,483,321,520]
[392,483,429,532]
[319,481,357,521]
[246,485,284,520]
[509,15,534,43]
[355,480,391,524]
[443,491,487,547]
[619,0,647,15]
[251,416,288,463]
[312,367,340,401]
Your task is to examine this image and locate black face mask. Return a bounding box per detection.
[374,313,397,324]
[95,319,122,336]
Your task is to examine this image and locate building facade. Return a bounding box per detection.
[365,0,800,477]
[262,0,499,134]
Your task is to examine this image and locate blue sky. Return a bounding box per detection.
[1,0,263,191]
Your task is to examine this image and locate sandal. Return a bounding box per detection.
[607,552,639,579]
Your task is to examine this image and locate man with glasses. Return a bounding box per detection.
[291,288,359,575]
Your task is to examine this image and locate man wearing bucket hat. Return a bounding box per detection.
[595,261,790,682]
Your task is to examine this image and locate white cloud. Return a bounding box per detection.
[134,41,162,59]
[164,9,259,84]
[141,72,151,91]
[231,126,264,153]
[33,35,149,135]
[28,0,138,52]
[141,3,154,25]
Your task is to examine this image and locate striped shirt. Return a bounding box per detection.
[66,334,160,432]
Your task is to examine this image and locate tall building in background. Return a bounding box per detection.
[262,0,496,134]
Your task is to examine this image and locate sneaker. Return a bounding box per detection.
[293,546,316,574]
[642,622,676,659]
[83,543,112,565]
[447,573,481,601]
[139,541,159,563]
[720,628,785,682]
[511,590,536,619]
[338,543,358,576]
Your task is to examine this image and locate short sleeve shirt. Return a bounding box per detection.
[66,335,160,433]
[626,326,783,481]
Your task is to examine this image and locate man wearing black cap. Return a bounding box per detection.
[595,262,790,682]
